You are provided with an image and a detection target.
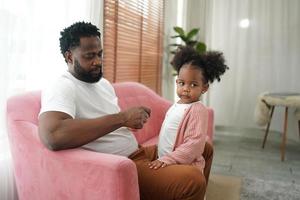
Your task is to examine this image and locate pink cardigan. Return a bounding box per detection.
[159,102,208,172]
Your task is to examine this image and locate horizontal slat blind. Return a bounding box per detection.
[103,0,164,94]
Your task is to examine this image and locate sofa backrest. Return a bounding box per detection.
[6,82,171,144]
[113,82,171,143]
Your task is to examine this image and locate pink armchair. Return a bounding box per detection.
[6,82,214,200]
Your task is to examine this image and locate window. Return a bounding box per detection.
[103,0,164,94]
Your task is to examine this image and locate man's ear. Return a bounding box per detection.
[64,51,73,64]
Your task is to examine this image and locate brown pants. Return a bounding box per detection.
[129,142,214,200]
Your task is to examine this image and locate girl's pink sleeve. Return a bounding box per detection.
[159,105,208,165]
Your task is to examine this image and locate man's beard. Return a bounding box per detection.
[74,60,103,83]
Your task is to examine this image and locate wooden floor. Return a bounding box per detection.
[211,126,300,184]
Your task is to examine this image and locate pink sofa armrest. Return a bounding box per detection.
[43,149,140,200]
[9,120,139,200]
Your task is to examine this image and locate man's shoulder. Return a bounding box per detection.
[98,78,115,93]
[99,77,112,87]
[54,73,76,90]
[42,72,75,95]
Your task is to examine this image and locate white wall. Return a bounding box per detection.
[165,0,300,141]
[162,0,179,101]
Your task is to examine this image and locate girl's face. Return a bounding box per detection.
[176,64,209,104]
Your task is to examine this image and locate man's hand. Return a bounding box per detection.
[121,106,151,129]
[148,159,168,170]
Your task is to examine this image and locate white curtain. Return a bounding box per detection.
[0,0,102,199]
[186,0,300,139]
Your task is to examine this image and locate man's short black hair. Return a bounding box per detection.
[59,21,101,59]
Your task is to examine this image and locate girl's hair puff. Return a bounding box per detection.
[171,46,229,83]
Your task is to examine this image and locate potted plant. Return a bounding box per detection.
[169,26,207,75]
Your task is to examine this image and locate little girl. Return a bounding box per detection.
[149,46,228,172]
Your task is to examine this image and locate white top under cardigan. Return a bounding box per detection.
[158,102,192,158]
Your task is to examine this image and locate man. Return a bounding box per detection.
[39,21,210,200]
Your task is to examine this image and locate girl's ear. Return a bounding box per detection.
[64,51,73,64]
[202,84,209,94]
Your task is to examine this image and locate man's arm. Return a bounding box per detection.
[38,106,150,151]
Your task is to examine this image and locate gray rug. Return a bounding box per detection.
[241,177,300,200]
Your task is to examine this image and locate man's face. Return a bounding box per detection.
[73,58,102,83]
[67,36,103,83]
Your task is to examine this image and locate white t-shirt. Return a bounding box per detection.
[40,71,138,157]
[157,103,192,158]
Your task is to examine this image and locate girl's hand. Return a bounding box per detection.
[148,159,168,170]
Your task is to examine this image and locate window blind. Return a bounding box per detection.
[103,0,164,94]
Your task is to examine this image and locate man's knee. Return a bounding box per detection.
[179,167,206,199]
[138,165,206,200]
[186,167,206,189]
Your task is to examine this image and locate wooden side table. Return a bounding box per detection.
[260,92,300,161]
